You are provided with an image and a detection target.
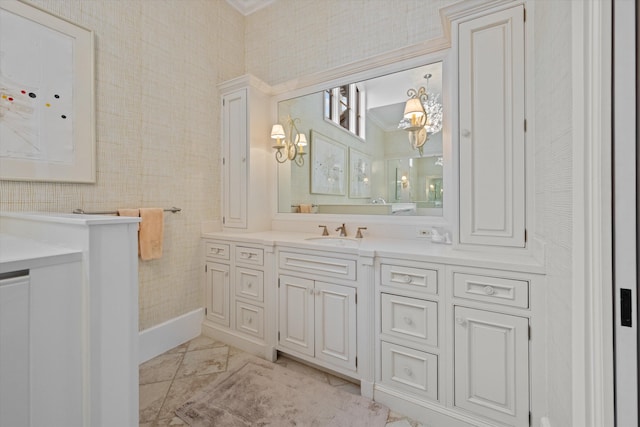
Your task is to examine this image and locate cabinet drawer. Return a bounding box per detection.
[279,252,356,281]
[381,264,438,295]
[235,246,264,266]
[381,341,438,402]
[453,272,529,308]
[381,293,438,347]
[235,267,264,302]
[205,242,230,260]
[235,302,264,339]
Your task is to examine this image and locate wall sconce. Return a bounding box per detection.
[398,73,443,156]
[271,116,306,167]
[401,173,409,189]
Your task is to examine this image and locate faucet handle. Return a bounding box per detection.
[335,223,347,237]
[318,225,329,236]
[356,227,368,239]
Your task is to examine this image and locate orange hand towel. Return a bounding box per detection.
[139,208,164,260]
[299,204,312,213]
[117,208,140,231]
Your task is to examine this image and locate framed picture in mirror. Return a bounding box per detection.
[349,148,371,198]
[310,130,346,195]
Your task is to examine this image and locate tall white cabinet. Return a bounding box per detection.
[220,75,272,232]
[458,5,526,248]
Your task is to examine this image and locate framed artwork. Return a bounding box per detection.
[0,1,95,182]
[310,130,346,195]
[349,147,371,198]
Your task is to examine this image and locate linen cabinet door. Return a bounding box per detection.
[314,281,357,371]
[205,262,230,327]
[454,306,529,426]
[458,5,526,247]
[222,88,248,229]
[278,275,314,357]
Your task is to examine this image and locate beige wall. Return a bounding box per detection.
[246,0,457,86]
[533,2,574,426]
[0,0,245,330]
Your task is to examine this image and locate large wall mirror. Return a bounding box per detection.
[276,61,444,217]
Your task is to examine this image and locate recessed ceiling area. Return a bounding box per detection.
[225,0,275,16]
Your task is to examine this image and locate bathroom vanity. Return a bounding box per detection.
[204,1,543,426]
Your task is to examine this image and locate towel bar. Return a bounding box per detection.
[72,207,181,215]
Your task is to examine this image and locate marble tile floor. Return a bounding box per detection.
[139,335,425,427]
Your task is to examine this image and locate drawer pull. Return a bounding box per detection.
[456,317,465,325]
[211,248,220,254]
[240,252,254,259]
[403,367,413,377]
[403,275,412,283]
[403,316,414,326]
[483,285,495,295]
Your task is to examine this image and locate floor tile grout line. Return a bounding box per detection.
[152,348,188,424]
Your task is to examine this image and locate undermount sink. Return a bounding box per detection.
[304,237,361,248]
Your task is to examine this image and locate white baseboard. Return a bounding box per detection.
[139,308,204,364]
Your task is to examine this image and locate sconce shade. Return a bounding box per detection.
[271,124,285,139]
[296,133,307,146]
[403,98,425,120]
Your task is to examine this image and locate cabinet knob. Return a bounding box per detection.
[483,285,495,295]
[309,288,314,295]
[456,317,465,325]
[462,129,471,137]
[403,367,413,377]
[403,316,414,326]
[247,317,252,324]
[247,281,252,288]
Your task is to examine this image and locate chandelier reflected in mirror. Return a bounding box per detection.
[398,73,443,156]
[271,116,307,166]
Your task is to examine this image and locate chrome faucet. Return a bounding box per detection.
[335,223,347,237]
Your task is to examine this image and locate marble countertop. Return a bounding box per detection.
[0,233,82,274]
[202,230,545,274]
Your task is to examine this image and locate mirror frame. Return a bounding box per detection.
[270,46,454,230]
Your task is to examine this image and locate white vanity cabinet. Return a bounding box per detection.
[457,4,526,248]
[277,249,359,375]
[202,238,274,360]
[278,274,357,372]
[374,256,542,427]
[376,260,444,404]
[220,74,271,232]
[453,306,529,426]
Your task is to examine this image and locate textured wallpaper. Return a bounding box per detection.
[533,2,574,426]
[0,0,245,330]
[245,0,456,86]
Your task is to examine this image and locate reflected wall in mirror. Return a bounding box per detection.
[277,62,443,216]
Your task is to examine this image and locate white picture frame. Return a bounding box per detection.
[0,0,95,182]
[310,130,346,195]
[349,147,372,198]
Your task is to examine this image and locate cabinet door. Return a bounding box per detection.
[222,89,248,229]
[314,281,357,371]
[454,306,529,426]
[458,6,526,247]
[0,275,30,427]
[278,275,314,357]
[205,262,230,326]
